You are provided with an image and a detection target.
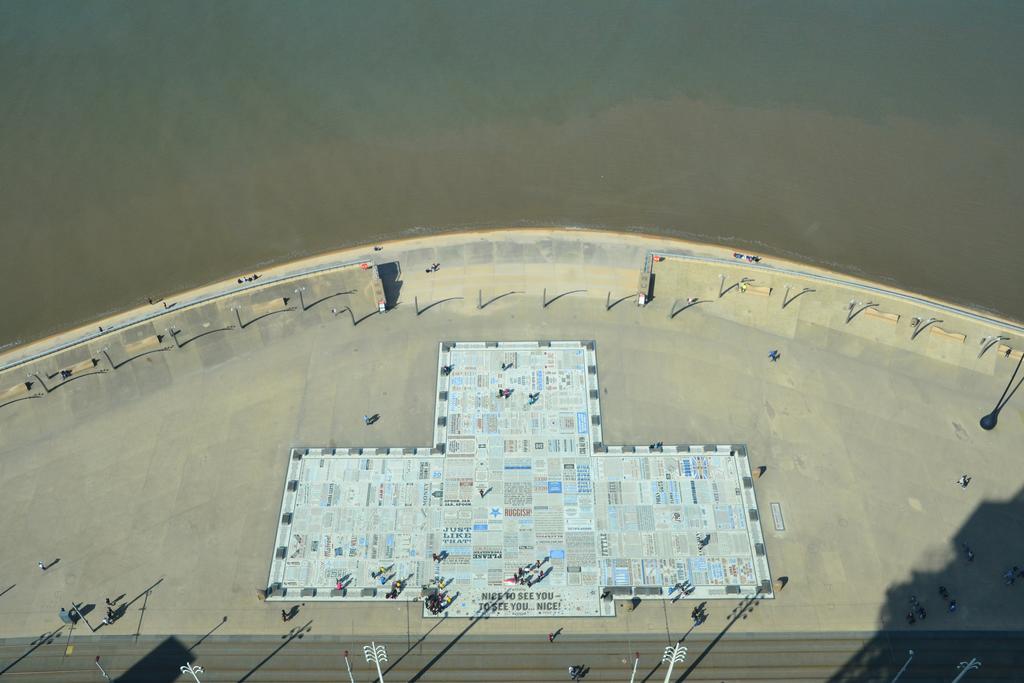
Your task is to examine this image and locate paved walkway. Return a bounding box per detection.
[0,229,1022,646]
[267,342,771,618]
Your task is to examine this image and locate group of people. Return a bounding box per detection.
[906,594,927,623]
[506,558,548,587]
[690,602,708,626]
[424,590,453,614]
[732,252,762,263]
[441,364,454,376]
[236,273,261,284]
[101,597,122,626]
[385,579,405,599]
[670,580,696,597]
[425,263,440,273]
[1003,566,1023,585]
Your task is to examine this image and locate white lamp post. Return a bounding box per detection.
[661,643,688,683]
[951,658,981,682]
[342,649,355,683]
[364,641,388,682]
[94,656,111,681]
[891,649,913,682]
[180,662,204,682]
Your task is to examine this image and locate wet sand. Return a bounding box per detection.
[3,3,1024,347]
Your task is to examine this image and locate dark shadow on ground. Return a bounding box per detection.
[171,325,236,348]
[377,262,403,310]
[406,589,513,683]
[236,307,297,330]
[415,296,463,316]
[102,346,171,370]
[0,394,43,411]
[826,486,1024,681]
[113,635,191,683]
[0,627,64,675]
[237,620,313,682]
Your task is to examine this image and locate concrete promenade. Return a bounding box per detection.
[0,229,1022,675]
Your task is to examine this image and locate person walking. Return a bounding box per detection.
[568,665,581,681]
[956,474,971,489]
[548,632,555,642]
[281,609,289,622]
[768,350,780,362]
[38,561,46,571]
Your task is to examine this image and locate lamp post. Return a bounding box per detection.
[628,652,640,683]
[364,641,387,683]
[980,351,1023,430]
[951,658,981,682]
[94,656,111,681]
[295,286,307,311]
[342,649,355,683]
[890,649,913,682]
[910,317,941,340]
[661,642,688,683]
[180,662,204,682]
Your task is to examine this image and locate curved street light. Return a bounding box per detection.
[661,642,688,683]
[364,641,388,683]
[180,662,204,682]
[980,351,1023,430]
[951,657,981,682]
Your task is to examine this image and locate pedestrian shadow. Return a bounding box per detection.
[281,604,302,622]
[0,626,64,675]
[237,620,313,683]
[407,588,513,683]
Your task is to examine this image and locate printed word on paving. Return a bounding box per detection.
[267,342,773,617]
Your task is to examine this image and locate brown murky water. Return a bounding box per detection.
[2,1,1023,349]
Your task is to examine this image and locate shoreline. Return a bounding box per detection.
[2,226,1022,372]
